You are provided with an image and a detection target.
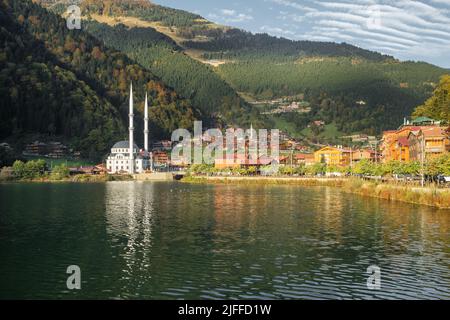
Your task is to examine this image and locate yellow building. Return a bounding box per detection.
[314,146,352,166]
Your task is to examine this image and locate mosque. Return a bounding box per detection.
[106,84,153,174]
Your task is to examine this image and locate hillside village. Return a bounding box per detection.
[1,114,449,181]
[0,0,449,182]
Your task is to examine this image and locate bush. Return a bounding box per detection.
[306,163,326,175]
[426,153,450,176]
[12,160,46,180]
[188,164,215,174]
[0,166,14,181]
[12,160,25,179]
[278,166,294,175]
[50,164,70,180]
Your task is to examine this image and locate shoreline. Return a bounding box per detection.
[2,174,450,209]
[0,174,133,184]
[181,175,450,209]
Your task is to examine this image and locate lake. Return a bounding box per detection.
[0,182,449,299]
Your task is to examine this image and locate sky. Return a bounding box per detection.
[154,0,450,68]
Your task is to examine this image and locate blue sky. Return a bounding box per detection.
[154,0,450,68]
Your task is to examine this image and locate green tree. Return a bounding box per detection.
[426,154,450,176]
[12,160,25,179]
[50,164,70,180]
[306,163,326,175]
[413,74,450,123]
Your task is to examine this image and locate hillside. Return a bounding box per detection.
[24,0,450,142]
[0,3,125,159]
[81,20,255,126]
[1,0,198,159]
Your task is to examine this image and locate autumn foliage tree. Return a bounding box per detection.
[413,75,450,123]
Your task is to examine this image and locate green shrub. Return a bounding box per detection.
[12,160,46,180]
[50,165,70,180]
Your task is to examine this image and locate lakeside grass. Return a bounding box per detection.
[0,174,133,183]
[182,175,450,209]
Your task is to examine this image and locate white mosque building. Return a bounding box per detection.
[106,83,152,174]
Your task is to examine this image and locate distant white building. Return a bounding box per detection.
[106,141,151,174]
[106,83,152,174]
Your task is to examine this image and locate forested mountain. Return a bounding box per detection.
[0,3,124,159]
[82,21,255,125]
[48,0,203,28]
[9,0,450,149]
[217,58,447,134]
[0,0,198,159]
[185,29,391,62]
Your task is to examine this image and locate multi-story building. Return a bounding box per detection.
[314,146,352,166]
[380,126,422,162]
[294,153,315,166]
[408,127,450,161]
[24,141,49,156]
[352,149,380,163]
[153,151,169,165]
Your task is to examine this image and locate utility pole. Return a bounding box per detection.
[290,146,293,168]
[350,145,353,175]
[374,140,378,164]
[421,133,425,187]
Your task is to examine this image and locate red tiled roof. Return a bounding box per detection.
[422,127,447,137]
[397,137,409,146]
[258,155,275,165]
[295,153,314,159]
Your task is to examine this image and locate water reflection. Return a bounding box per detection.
[100,182,450,299]
[105,182,155,297]
[2,182,447,299]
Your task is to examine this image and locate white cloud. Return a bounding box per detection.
[280,0,450,63]
[260,25,296,36]
[209,8,254,23]
[207,0,450,66]
[269,0,317,12]
[221,9,236,16]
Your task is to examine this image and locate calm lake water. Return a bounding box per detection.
[0,182,449,299]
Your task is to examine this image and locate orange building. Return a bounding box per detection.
[294,153,315,166]
[352,149,380,163]
[153,151,169,164]
[381,126,422,162]
[408,127,450,161]
[392,137,410,162]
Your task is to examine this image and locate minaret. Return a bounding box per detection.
[129,82,135,174]
[144,92,149,152]
[250,123,254,140]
